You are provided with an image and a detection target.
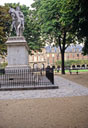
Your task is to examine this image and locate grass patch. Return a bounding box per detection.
[56,60,88,67]
[66,69,88,73]
[55,69,88,73]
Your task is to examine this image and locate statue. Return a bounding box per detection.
[9,6,24,36]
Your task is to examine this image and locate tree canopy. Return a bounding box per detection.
[32,0,88,73]
[77,0,88,55]
[0,0,88,73]
[66,0,88,55]
[0,5,11,55]
[32,0,77,74]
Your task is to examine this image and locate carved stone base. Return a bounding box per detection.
[5,36,29,71]
[5,65,30,71]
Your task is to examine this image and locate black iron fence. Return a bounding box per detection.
[46,67,54,84]
[0,68,54,89]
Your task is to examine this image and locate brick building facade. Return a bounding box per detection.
[1,44,87,68]
[29,45,88,68]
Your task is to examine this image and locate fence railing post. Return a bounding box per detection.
[0,68,54,89]
[46,67,54,84]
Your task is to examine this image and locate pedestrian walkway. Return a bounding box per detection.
[0,75,88,100]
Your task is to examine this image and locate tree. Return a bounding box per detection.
[78,0,88,55]
[82,39,88,55]
[0,5,11,55]
[32,0,76,74]
[67,0,88,55]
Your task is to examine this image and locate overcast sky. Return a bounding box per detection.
[0,0,34,7]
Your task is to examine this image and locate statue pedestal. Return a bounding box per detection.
[5,36,30,70]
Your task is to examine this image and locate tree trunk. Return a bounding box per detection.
[61,50,65,74]
[58,31,66,74]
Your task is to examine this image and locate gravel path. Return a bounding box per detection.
[0,75,88,100]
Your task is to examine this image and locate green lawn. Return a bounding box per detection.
[55,69,88,73]
[66,69,88,73]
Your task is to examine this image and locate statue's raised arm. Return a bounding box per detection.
[9,6,24,36]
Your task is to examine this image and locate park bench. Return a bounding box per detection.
[69,67,88,74]
[69,68,79,75]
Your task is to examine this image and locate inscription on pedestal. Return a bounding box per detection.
[5,36,29,70]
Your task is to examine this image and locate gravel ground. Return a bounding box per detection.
[0,96,88,128]
[0,75,88,128]
[59,72,88,88]
[0,75,88,100]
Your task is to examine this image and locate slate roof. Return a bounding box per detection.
[65,45,82,52]
[45,46,57,53]
[45,44,83,53]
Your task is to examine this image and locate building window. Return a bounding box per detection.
[67,53,69,60]
[72,53,74,59]
[52,48,55,53]
[29,56,32,61]
[72,48,74,52]
[57,53,59,60]
[47,58,49,64]
[42,58,44,61]
[34,56,37,62]
[77,48,79,52]
[77,54,79,57]
[52,57,54,64]
[47,54,49,57]
[52,54,54,57]
[38,56,41,61]
[77,54,79,60]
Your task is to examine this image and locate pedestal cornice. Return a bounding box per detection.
[6,36,29,51]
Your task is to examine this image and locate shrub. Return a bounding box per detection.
[56,60,88,67]
[0,62,8,68]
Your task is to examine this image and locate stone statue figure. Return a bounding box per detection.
[9,6,24,36]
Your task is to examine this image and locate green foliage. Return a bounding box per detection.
[32,0,77,74]
[0,62,8,68]
[66,0,88,55]
[0,5,11,43]
[0,5,11,55]
[56,60,88,67]
[82,39,88,55]
[0,44,7,55]
[23,9,44,52]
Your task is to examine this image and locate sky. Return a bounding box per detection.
[0,0,34,7]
